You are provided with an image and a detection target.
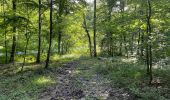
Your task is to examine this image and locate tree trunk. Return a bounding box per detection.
[146,0,153,84]
[58,0,62,54]
[3,0,8,64]
[4,29,8,63]
[58,31,61,54]
[141,32,144,57]
[9,0,17,63]
[131,33,134,55]
[21,37,29,71]
[147,0,153,84]
[123,34,128,58]
[107,8,113,57]
[21,1,30,71]
[137,28,141,55]
[36,0,42,63]
[83,14,92,57]
[45,0,53,68]
[93,0,97,57]
[119,37,123,56]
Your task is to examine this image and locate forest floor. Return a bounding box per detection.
[38,58,135,100]
[0,54,170,100]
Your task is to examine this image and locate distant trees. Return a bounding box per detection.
[0,0,170,79]
[96,0,170,84]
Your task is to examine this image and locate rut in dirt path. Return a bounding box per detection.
[38,60,135,100]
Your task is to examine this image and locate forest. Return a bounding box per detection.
[0,0,170,99]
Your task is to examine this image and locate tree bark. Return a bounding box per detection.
[141,32,144,56]
[45,0,53,68]
[3,0,8,64]
[9,0,17,63]
[137,28,141,55]
[83,14,92,57]
[147,0,153,84]
[93,0,97,57]
[58,0,62,54]
[21,1,30,71]
[146,0,153,84]
[21,36,30,71]
[36,0,42,63]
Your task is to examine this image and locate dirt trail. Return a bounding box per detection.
[38,60,134,100]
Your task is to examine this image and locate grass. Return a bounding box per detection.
[0,54,170,100]
[95,57,170,100]
[0,69,56,100]
[0,53,82,100]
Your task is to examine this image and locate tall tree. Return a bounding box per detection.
[93,0,97,57]
[2,0,8,63]
[146,0,153,84]
[83,13,92,57]
[36,0,42,63]
[21,0,31,71]
[45,0,53,68]
[9,0,17,63]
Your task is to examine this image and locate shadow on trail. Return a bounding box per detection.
[38,57,135,100]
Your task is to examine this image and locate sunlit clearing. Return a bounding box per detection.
[121,57,137,63]
[0,46,4,49]
[51,54,60,61]
[61,54,81,59]
[15,55,35,63]
[86,0,93,3]
[52,54,81,61]
[33,76,55,85]
[73,70,80,74]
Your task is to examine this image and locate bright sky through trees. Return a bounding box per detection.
[86,0,93,3]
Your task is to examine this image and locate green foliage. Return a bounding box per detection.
[0,0,170,99]
[95,57,170,99]
[0,69,56,100]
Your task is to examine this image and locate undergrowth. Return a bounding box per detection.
[95,57,170,100]
[0,54,82,100]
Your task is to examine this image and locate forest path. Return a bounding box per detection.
[38,58,134,100]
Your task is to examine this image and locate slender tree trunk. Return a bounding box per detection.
[36,0,42,63]
[45,0,53,68]
[58,31,61,54]
[147,0,153,84]
[61,43,64,54]
[83,14,92,57]
[9,0,17,63]
[123,34,128,58]
[3,0,8,63]
[21,37,29,71]
[137,28,141,55]
[58,0,62,54]
[131,33,134,55]
[107,8,113,57]
[141,32,144,56]
[146,44,150,74]
[4,30,8,63]
[21,1,30,71]
[93,0,97,57]
[119,37,123,56]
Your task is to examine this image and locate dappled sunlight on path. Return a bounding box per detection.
[38,59,134,100]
